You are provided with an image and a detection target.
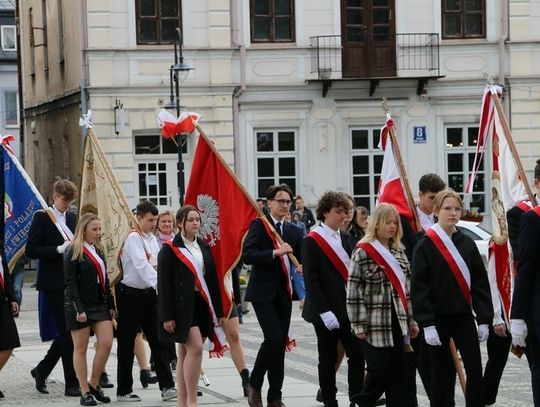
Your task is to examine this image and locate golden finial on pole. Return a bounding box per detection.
[381,97,389,114]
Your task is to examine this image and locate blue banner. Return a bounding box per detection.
[2,146,46,271]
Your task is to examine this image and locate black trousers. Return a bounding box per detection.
[525,322,540,406]
[359,312,409,407]
[116,284,173,396]
[36,289,78,390]
[313,320,364,403]
[250,297,292,403]
[429,314,483,407]
[483,323,511,405]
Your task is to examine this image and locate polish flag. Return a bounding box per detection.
[376,116,414,222]
[157,110,201,139]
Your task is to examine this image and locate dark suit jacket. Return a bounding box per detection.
[243,217,303,303]
[63,245,115,314]
[26,210,76,291]
[1,256,15,304]
[506,205,526,256]
[511,210,540,323]
[157,234,223,343]
[301,228,354,324]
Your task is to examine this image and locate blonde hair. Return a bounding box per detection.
[432,189,463,215]
[156,210,177,233]
[71,213,103,261]
[359,203,403,250]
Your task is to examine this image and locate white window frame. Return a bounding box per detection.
[444,124,487,212]
[4,90,18,128]
[1,25,16,51]
[349,126,383,212]
[254,128,298,199]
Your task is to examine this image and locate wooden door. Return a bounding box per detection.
[341,0,396,78]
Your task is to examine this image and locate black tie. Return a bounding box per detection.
[276,222,282,237]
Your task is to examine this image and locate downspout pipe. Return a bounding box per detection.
[231,0,246,175]
[79,0,89,143]
[498,0,509,116]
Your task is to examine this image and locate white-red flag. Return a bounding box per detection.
[185,131,259,317]
[157,110,201,139]
[376,115,414,222]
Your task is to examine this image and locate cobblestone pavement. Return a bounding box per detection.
[1,286,534,406]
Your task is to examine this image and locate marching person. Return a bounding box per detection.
[26,178,80,396]
[302,191,364,407]
[64,213,115,406]
[347,203,418,406]
[411,190,493,407]
[158,205,226,407]
[0,253,20,401]
[510,184,540,405]
[115,200,176,402]
[243,184,303,407]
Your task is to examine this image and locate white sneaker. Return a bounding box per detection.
[117,393,141,402]
[161,387,177,401]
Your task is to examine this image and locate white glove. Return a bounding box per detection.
[424,325,441,346]
[320,311,340,331]
[477,324,489,342]
[511,319,528,348]
[149,255,158,268]
[56,241,70,254]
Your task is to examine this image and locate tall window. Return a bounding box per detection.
[4,91,18,127]
[1,26,16,51]
[445,125,486,212]
[136,0,182,44]
[255,129,297,198]
[442,0,485,39]
[350,127,383,212]
[134,132,186,206]
[250,0,295,43]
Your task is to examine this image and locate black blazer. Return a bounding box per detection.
[63,245,115,314]
[511,210,540,323]
[506,205,526,257]
[157,234,223,344]
[301,228,354,324]
[411,230,493,327]
[1,256,15,305]
[243,217,303,303]
[26,210,76,290]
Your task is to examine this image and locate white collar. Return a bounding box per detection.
[51,205,66,217]
[270,214,285,226]
[320,222,340,239]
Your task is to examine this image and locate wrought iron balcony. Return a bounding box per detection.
[310,33,441,96]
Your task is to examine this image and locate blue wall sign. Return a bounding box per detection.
[413,126,427,143]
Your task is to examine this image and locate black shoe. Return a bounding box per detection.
[0,389,4,400]
[89,384,111,404]
[80,392,97,406]
[99,372,114,389]
[139,369,157,388]
[30,368,49,394]
[375,398,386,406]
[197,389,203,397]
[240,368,249,397]
[65,386,82,397]
[316,388,323,403]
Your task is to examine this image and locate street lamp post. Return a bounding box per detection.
[164,27,192,206]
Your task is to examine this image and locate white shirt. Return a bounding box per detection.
[320,222,341,245]
[51,205,67,224]
[182,235,205,291]
[417,206,435,231]
[120,232,159,290]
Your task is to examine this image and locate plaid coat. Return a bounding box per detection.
[346,245,416,348]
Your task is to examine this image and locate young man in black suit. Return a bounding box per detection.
[243,184,303,407]
[302,191,364,407]
[26,179,80,396]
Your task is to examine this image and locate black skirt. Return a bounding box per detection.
[0,298,20,351]
[190,291,212,339]
[65,302,111,331]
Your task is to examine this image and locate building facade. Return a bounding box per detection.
[17,0,540,218]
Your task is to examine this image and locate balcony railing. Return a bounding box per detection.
[310,33,440,80]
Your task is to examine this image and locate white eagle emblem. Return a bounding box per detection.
[197,194,220,246]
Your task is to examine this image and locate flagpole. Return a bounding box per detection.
[381,98,422,231]
[490,90,537,206]
[193,122,301,269]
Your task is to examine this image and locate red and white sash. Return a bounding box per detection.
[261,218,296,351]
[357,240,408,313]
[83,243,107,293]
[49,207,74,241]
[426,224,471,305]
[516,200,533,213]
[308,227,350,283]
[164,241,229,358]
[533,206,540,218]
